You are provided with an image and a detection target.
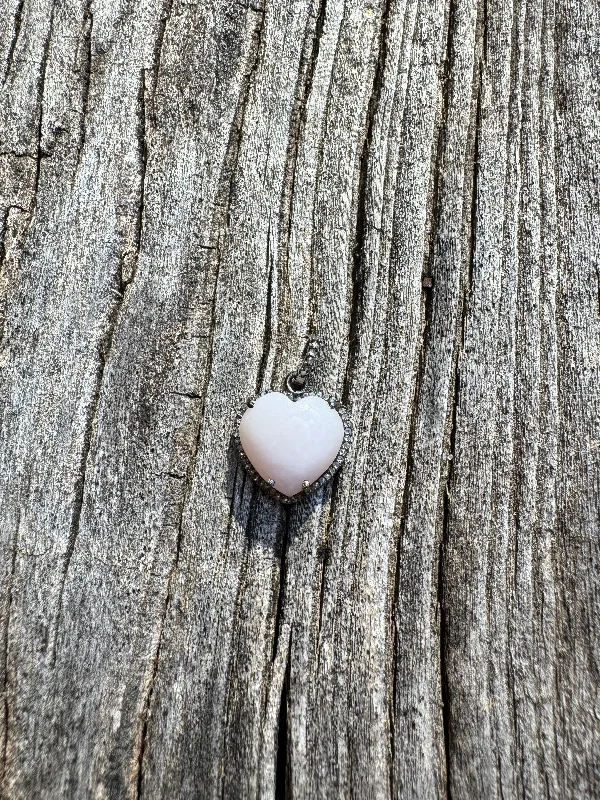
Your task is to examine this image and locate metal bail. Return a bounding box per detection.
[285,339,319,395]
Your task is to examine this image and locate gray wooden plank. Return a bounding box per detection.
[0,0,258,795]
[390,0,480,794]
[138,1,321,795]
[0,0,598,798]
[551,1,600,795]
[443,0,600,798]
[286,0,451,796]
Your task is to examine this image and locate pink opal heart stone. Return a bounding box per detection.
[239,392,345,497]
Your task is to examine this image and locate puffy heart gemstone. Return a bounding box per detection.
[238,392,345,498]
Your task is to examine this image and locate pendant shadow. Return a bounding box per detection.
[226,437,328,554]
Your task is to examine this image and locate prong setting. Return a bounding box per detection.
[233,390,353,504]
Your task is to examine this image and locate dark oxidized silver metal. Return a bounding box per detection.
[285,339,319,395]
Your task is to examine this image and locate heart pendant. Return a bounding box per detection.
[234,390,352,503]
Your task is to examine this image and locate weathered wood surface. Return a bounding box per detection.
[0,0,598,797]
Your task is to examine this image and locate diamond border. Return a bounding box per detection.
[232,391,353,504]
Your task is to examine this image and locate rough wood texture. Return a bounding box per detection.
[0,0,598,797]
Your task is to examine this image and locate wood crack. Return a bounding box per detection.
[391,360,421,793]
[0,207,16,315]
[278,0,327,345]
[274,640,291,800]
[28,1,56,228]
[2,0,25,85]
[267,516,291,797]
[440,346,461,800]
[255,217,273,394]
[219,540,252,800]
[439,0,487,795]
[122,68,149,290]
[170,390,202,401]
[316,515,332,636]
[434,0,462,795]
[270,515,289,664]
[147,0,176,125]
[467,69,483,297]
[0,514,20,787]
[440,275,464,800]
[343,0,391,405]
[74,1,93,171]
[306,1,339,341]
[234,0,266,14]
[0,151,38,160]
[135,507,185,800]
[504,0,526,788]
